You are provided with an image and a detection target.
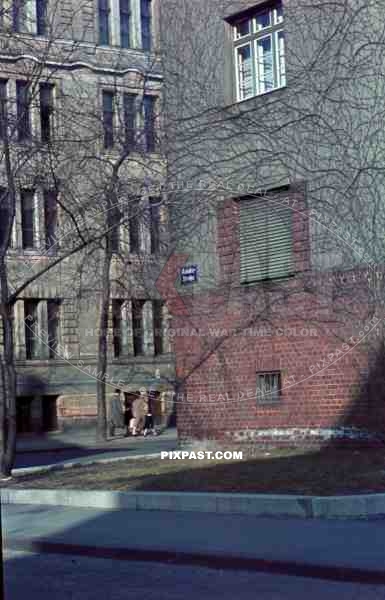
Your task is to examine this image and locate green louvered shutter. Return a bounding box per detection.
[240,196,293,283]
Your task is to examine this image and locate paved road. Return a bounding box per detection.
[4,504,385,575]
[5,550,385,600]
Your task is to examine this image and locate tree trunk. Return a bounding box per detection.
[96,246,112,442]
[0,259,16,478]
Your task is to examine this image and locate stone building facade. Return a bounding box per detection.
[0,0,175,433]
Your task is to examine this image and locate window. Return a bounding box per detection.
[40,83,54,142]
[102,90,115,148]
[239,193,293,283]
[0,188,10,249]
[132,299,144,355]
[36,0,47,35]
[21,189,36,249]
[47,299,60,358]
[143,94,156,152]
[110,204,121,253]
[112,299,123,357]
[149,197,160,254]
[12,0,47,35]
[256,371,281,404]
[123,93,137,151]
[129,199,140,253]
[0,79,7,140]
[153,300,163,355]
[232,2,285,101]
[44,189,58,251]
[98,0,110,45]
[16,80,31,141]
[24,299,39,359]
[140,0,152,51]
[120,0,130,48]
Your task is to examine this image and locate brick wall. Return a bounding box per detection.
[171,192,385,446]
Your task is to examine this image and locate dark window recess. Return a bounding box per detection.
[12,0,22,32]
[140,0,152,51]
[24,299,39,359]
[143,95,156,152]
[98,0,110,45]
[123,93,136,150]
[153,300,163,355]
[102,90,114,148]
[16,80,31,141]
[16,397,33,433]
[129,201,140,252]
[42,396,58,431]
[36,0,47,35]
[120,0,130,48]
[109,204,121,253]
[40,83,54,142]
[256,371,281,404]
[44,189,58,251]
[112,299,123,358]
[21,189,35,249]
[47,300,60,358]
[132,300,145,356]
[0,79,7,140]
[149,197,160,254]
[0,188,10,249]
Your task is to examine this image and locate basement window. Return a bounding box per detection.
[256,371,281,404]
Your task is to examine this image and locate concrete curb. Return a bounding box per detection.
[11,452,164,477]
[3,487,385,519]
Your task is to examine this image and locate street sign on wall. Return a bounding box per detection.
[180,265,199,284]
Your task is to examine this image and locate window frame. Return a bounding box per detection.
[20,188,36,250]
[232,2,285,102]
[256,370,282,405]
[16,80,32,141]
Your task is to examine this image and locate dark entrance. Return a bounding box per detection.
[42,395,58,431]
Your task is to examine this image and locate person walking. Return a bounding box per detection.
[109,389,124,437]
[131,390,146,436]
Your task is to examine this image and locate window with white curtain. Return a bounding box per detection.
[232,2,285,101]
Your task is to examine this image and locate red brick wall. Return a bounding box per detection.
[171,191,385,445]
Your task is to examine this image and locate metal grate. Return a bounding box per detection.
[256,371,281,404]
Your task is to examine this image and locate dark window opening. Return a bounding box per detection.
[0,79,8,140]
[47,299,60,359]
[256,371,281,404]
[44,189,58,251]
[17,396,33,433]
[153,300,163,355]
[102,90,114,148]
[120,0,131,48]
[0,188,10,249]
[42,395,58,431]
[129,200,140,253]
[21,189,35,249]
[40,83,54,142]
[132,299,145,356]
[112,299,123,358]
[98,0,110,45]
[16,80,31,141]
[12,0,22,32]
[36,0,47,35]
[140,0,152,51]
[149,197,160,254]
[123,93,136,151]
[143,94,156,152]
[24,299,39,359]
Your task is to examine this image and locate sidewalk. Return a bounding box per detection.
[4,504,385,582]
[13,428,177,473]
[16,427,177,453]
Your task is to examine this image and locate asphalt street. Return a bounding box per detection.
[5,550,385,600]
[4,504,385,575]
